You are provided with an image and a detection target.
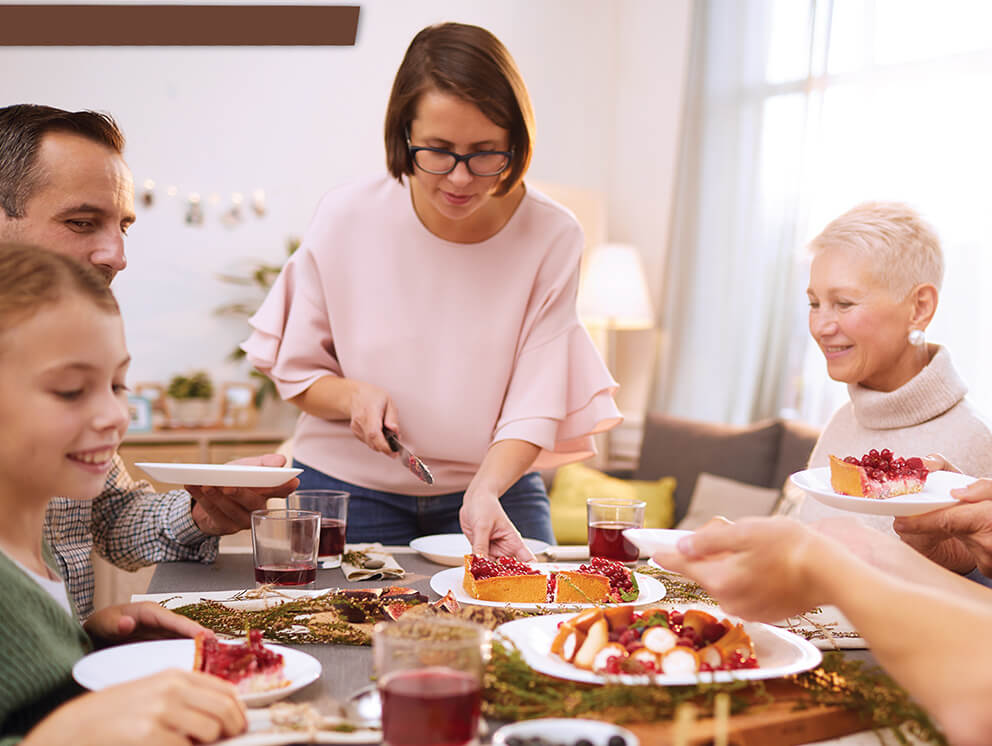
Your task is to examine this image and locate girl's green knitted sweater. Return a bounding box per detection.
[0,548,91,744]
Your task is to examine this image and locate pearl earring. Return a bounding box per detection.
[908,329,926,346]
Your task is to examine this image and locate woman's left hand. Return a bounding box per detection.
[460,492,535,562]
[84,601,210,648]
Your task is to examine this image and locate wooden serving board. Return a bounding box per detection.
[622,681,870,745]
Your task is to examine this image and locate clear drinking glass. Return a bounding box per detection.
[587,497,646,562]
[250,508,320,588]
[374,617,490,746]
[288,490,349,569]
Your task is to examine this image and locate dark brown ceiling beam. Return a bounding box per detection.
[0,4,360,46]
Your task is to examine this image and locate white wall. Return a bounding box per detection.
[0,0,691,396]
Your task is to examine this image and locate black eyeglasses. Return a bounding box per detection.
[406,133,513,177]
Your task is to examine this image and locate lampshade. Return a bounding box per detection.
[577,243,655,329]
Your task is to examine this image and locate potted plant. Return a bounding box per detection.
[166,370,215,427]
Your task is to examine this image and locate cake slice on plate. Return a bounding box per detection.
[193,629,288,694]
[462,554,639,603]
[829,449,928,499]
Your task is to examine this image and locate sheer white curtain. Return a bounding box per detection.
[655,0,992,426]
[654,0,816,423]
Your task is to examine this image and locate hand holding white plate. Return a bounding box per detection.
[623,528,693,555]
[791,467,974,517]
[72,638,320,707]
[136,462,303,488]
[409,533,550,566]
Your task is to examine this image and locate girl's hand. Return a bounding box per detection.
[23,670,246,746]
[84,602,209,647]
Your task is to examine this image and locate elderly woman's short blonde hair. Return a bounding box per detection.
[808,201,944,297]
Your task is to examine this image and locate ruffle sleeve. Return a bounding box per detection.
[240,249,342,401]
[494,322,621,469]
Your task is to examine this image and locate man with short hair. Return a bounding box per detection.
[0,104,297,617]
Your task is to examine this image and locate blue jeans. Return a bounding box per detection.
[293,460,555,546]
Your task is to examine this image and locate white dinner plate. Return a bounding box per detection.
[72,638,321,708]
[429,563,665,610]
[409,533,550,566]
[492,718,639,746]
[790,467,975,517]
[622,528,693,555]
[496,611,821,686]
[135,462,302,488]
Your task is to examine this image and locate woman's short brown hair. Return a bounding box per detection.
[384,22,535,197]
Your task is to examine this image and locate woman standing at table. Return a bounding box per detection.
[243,22,621,559]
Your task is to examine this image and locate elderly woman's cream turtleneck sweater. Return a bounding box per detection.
[797,345,992,533]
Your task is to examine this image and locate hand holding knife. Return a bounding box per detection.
[383,427,434,485]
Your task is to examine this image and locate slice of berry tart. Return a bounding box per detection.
[829,449,929,499]
[462,555,640,603]
[193,629,288,694]
[552,557,639,603]
[462,555,547,603]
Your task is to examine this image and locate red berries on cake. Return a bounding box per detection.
[193,629,288,693]
[462,554,639,603]
[829,449,928,499]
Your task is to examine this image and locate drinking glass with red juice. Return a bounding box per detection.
[587,497,646,562]
[250,508,320,588]
[374,617,489,746]
[289,490,349,569]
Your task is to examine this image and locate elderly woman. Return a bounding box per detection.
[796,201,992,532]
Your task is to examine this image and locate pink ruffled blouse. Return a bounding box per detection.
[242,175,621,495]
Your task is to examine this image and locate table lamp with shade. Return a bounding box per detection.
[577,242,655,463]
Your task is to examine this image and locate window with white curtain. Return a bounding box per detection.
[770,0,992,424]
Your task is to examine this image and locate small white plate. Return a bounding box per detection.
[430,563,665,610]
[791,467,974,517]
[72,638,320,708]
[497,612,821,686]
[135,462,302,488]
[492,718,639,746]
[623,528,693,555]
[409,533,550,566]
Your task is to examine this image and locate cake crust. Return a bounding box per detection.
[828,450,928,499]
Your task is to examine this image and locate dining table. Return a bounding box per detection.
[143,546,913,746]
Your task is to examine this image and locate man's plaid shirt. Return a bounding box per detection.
[43,454,219,618]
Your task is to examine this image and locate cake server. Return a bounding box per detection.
[383,427,434,485]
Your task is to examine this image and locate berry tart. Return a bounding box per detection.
[193,629,288,694]
[829,449,928,499]
[462,555,547,603]
[462,555,639,604]
[552,557,639,603]
[551,606,757,675]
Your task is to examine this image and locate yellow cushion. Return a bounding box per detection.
[547,463,676,545]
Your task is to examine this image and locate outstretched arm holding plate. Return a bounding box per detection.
[654,516,992,746]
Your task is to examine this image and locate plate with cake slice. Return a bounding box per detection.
[791,459,975,517]
[430,556,665,609]
[72,632,321,708]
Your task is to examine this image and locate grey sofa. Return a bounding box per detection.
[611,414,820,525]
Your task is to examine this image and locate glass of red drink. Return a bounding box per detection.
[587,497,646,563]
[374,617,489,746]
[289,490,349,568]
[250,508,320,589]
